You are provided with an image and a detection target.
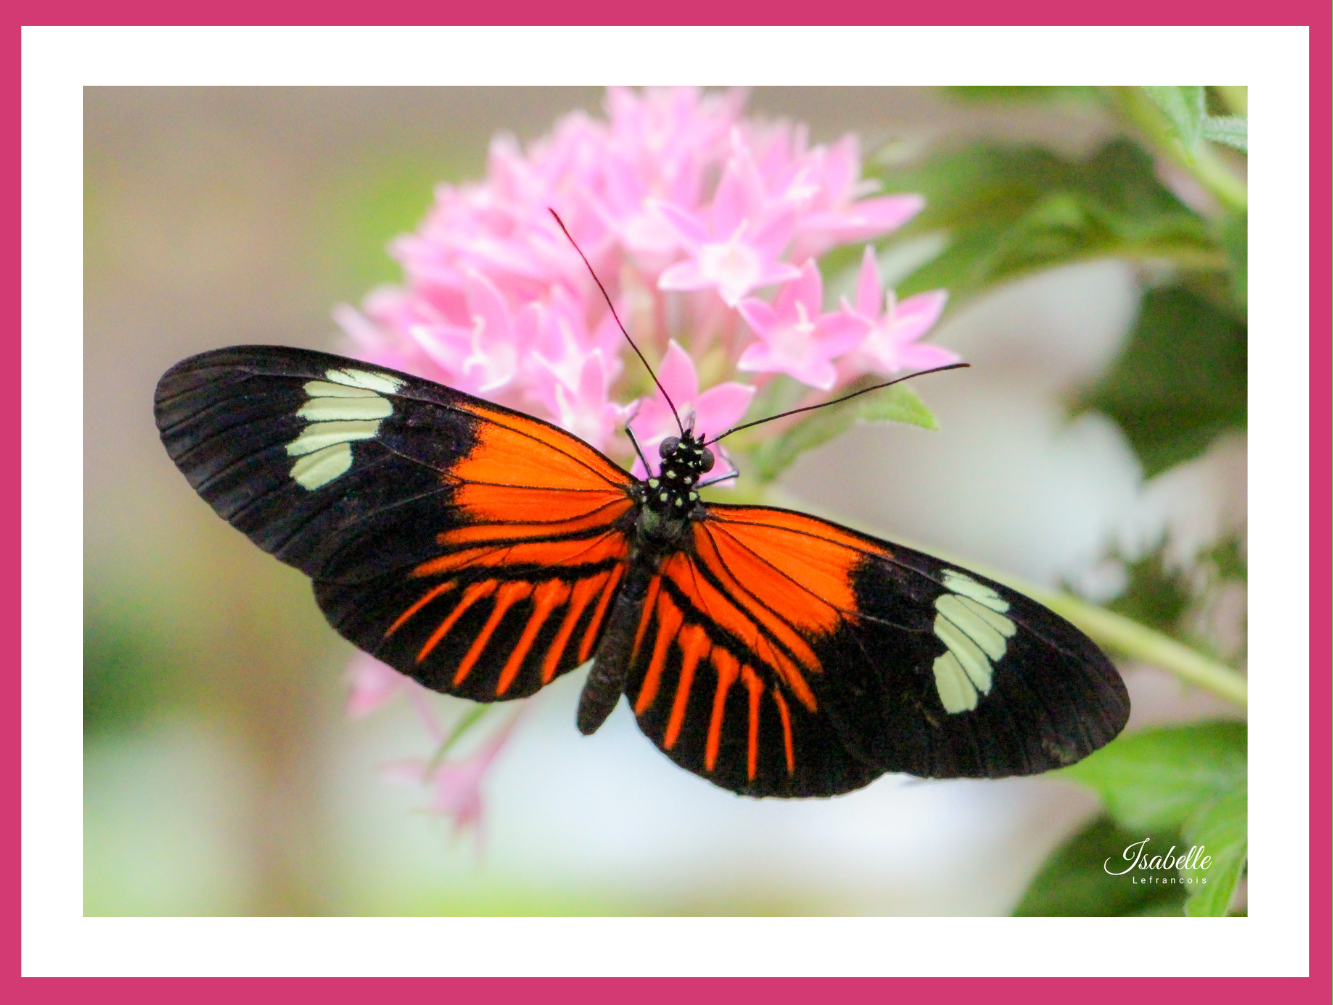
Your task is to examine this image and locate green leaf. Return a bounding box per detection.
[1059,721,1246,832]
[1182,787,1248,916]
[1144,86,1206,149]
[873,141,1217,304]
[1015,816,1188,916]
[1201,115,1248,153]
[747,383,936,484]
[1077,283,1246,478]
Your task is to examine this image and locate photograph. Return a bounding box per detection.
[84,84,1252,920]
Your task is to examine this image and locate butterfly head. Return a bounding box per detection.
[639,429,714,523]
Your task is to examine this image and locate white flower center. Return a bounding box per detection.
[770,301,816,365]
[698,225,759,303]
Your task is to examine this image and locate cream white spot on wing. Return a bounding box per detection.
[956,594,1017,637]
[931,571,1018,713]
[932,652,977,713]
[932,613,992,693]
[942,569,1009,612]
[324,367,406,395]
[286,419,381,457]
[290,442,353,489]
[303,379,380,399]
[297,396,393,422]
[285,368,402,490]
[935,594,1008,660]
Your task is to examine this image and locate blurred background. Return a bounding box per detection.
[84,87,1246,916]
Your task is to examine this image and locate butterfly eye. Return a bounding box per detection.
[699,447,715,472]
[659,436,680,458]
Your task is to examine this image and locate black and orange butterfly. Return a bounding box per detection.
[155,336,1129,798]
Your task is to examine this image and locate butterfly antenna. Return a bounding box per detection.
[704,362,970,447]
[548,208,684,436]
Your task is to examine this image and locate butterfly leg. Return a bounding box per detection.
[578,562,652,735]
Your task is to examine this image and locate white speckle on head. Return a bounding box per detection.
[290,442,353,489]
[324,368,406,395]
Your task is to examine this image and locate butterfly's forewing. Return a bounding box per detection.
[626,503,1129,796]
[155,346,637,701]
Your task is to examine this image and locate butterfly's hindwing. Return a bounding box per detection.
[623,550,880,798]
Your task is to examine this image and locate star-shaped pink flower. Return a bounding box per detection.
[655,155,801,307]
[791,136,925,260]
[736,261,870,390]
[842,245,956,375]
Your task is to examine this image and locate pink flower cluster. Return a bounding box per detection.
[338,88,955,835]
[338,87,953,473]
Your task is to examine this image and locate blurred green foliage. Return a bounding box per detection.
[1101,530,1247,664]
[1077,283,1245,477]
[867,86,1247,917]
[85,596,185,734]
[315,154,470,295]
[873,141,1218,304]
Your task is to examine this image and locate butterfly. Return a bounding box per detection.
[155,340,1129,798]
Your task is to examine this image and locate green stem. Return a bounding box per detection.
[751,486,1248,709]
[1113,87,1248,215]
[1014,584,1248,708]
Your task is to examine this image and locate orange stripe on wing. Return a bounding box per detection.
[496,579,571,696]
[417,580,496,664]
[414,532,627,579]
[385,580,456,637]
[541,573,607,684]
[740,665,763,781]
[631,575,662,661]
[665,624,711,750]
[771,689,795,776]
[689,526,824,670]
[452,580,533,686]
[578,564,624,663]
[705,648,741,772]
[634,592,683,715]
[666,544,819,713]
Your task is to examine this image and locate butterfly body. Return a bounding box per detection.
[578,430,716,734]
[156,345,1129,799]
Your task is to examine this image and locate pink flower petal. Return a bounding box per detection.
[855,245,883,317]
